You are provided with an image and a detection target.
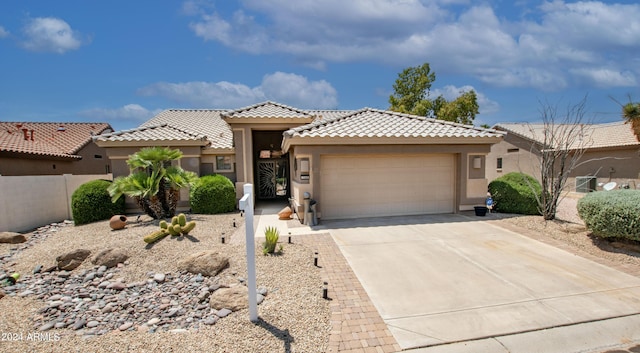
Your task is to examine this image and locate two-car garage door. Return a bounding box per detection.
[320,154,455,220]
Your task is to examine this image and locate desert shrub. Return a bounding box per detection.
[189,175,236,214]
[263,226,280,255]
[72,179,126,225]
[488,172,542,215]
[577,190,640,241]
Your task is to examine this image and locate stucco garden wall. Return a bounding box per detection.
[0,174,112,232]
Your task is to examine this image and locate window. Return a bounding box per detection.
[496,157,503,169]
[507,148,519,153]
[215,156,234,172]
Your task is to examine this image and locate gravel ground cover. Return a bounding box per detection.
[0,213,330,353]
[1,196,639,353]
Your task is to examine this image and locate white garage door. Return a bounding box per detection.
[320,154,455,220]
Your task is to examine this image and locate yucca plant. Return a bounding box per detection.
[263,226,280,255]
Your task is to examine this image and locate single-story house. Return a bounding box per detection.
[487,121,640,191]
[0,122,114,176]
[93,101,504,220]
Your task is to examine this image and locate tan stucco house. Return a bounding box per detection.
[487,121,640,192]
[93,101,504,221]
[0,122,114,176]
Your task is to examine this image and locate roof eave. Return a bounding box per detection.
[93,139,210,148]
[283,135,503,152]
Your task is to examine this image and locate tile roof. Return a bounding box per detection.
[222,101,317,121]
[495,121,640,150]
[94,110,232,150]
[0,122,112,159]
[285,108,504,139]
[307,109,356,121]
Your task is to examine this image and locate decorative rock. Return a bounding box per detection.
[256,294,265,305]
[278,206,293,220]
[106,282,126,291]
[118,322,133,331]
[203,317,218,325]
[0,232,27,244]
[209,286,248,311]
[72,319,86,330]
[147,317,160,326]
[56,249,91,271]
[178,251,229,277]
[38,321,55,331]
[86,320,100,328]
[91,248,129,268]
[153,273,165,283]
[0,290,4,300]
[215,308,232,318]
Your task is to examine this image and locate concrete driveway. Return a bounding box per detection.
[320,214,640,351]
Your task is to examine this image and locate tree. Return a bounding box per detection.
[108,147,198,219]
[388,62,479,124]
[622,100,640,141]
[525,98,591,220]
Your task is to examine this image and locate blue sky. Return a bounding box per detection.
[0,0,638,132]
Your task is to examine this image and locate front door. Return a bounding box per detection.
[257,158,289,199]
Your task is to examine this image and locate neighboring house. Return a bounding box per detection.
[487,121,640,191]
[93,101,504,221]
[0,122,114,176]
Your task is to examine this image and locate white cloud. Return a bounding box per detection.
[138,72,338,109]
[432,85,500,115]
[0,26,8,38]
[184,0,640,91]
[22,17,84,54]
[569,68,637,88]
[79,104,158,124]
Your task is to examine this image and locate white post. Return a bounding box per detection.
[239,184,258,322]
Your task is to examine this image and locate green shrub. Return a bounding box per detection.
[263,226,280,255]
[72,179,126,225]
[577,190,640,240]
[488,172,542,215]
[189,175,236,214]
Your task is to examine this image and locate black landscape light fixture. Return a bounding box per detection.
[322,281,328,299]
[313,251,319,267]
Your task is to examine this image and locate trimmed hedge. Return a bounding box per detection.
[190,175,236,214]
[577,190,640,240]
[488,172,542,215]
[72,179,126,225]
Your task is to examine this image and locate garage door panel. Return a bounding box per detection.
[320,154,455,219]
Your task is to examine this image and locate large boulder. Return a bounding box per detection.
[0,232,26,244]
[92,248,129,268]
[56,249,91,271]
[209,286,248,311]
[178,251,229,277]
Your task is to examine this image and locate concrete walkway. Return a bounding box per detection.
[319,214,640,352]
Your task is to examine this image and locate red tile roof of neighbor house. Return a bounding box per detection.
[0,122,113,159]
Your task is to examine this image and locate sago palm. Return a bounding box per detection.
[108,147,198,219]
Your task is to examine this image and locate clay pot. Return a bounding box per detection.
[109,215,127,230]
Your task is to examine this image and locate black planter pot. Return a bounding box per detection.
[474,206,488,216]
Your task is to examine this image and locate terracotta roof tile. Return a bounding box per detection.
[0,122,112,159]
[94,110,232,150]
[285,108,503,139]
[223,101,316,120]
[495,121,640,150]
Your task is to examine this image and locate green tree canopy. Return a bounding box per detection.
[389,63,479,125]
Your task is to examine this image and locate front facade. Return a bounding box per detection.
[0,122,114,176]
[94,102,504,220]
[487,122,640,191]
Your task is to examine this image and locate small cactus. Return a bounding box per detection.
[178,213,187,227]
[167,224,181,236]
[181,221,196,235]
[159,220,168,229]
[144,229,169,244]
[171,216,179,226]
